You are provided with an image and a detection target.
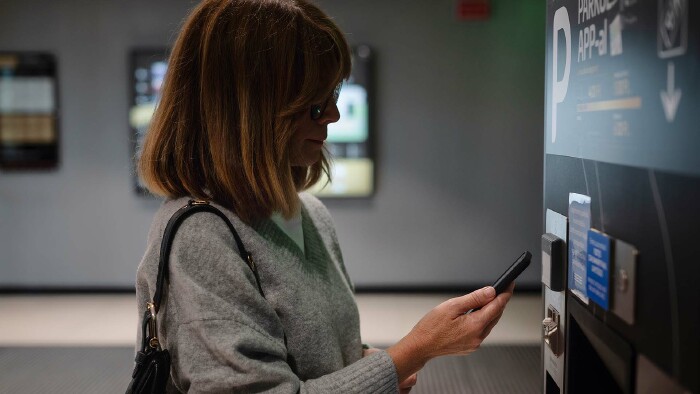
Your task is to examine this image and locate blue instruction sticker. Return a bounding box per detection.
[587,229,611,310]
[568,193,591,304]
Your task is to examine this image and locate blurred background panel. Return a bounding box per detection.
[0,0,545,290]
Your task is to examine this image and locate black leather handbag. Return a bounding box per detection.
[126,199,268,394]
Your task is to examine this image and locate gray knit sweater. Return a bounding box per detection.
[135,193,398,393]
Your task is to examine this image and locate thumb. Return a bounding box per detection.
[451,286,496,314]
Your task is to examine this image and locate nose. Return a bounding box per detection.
[319,101,340,125]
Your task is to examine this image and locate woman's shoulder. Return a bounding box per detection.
[298,191,328,216]
[137,197,248,288]
[298,192,336,232]
[151,197,191,230]
[145,197,249,250]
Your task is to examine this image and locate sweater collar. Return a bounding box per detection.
[252,201,329,279]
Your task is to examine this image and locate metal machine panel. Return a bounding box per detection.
[611,239,638,325]
[543,210,569,393]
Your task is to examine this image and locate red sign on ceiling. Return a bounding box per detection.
[457,0,491,21]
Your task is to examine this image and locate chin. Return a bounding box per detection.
[291,153,323,168]
[292,159,319,168]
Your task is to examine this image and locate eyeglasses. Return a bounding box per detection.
[310,83,342,120]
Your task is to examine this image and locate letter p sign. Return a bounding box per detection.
[552,7,571,143]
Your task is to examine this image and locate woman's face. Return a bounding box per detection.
[289,98,340,167]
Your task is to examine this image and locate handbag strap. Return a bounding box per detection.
[152,200,265,313]
[144,199,297,374]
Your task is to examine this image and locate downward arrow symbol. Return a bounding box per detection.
[660,62,682,122]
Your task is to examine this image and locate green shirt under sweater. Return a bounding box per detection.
[135,193,398,393]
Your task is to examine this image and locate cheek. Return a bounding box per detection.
[289,125,303,151]
[288,137,303,160]
[287,113,324,166]
[290,117,315,148]
[293,116,314,137]
[288,119,308,162]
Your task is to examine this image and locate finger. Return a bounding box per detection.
[465,282,515,315]
[449,286,496,314]
[481,311,504,338]
[363,347,381,358]
[474,290,512,323]
[399,373,418,388]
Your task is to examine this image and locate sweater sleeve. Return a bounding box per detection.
[162,211,398,394]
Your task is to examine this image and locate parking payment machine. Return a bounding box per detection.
[544,1,699,393]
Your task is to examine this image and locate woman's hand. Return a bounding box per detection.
[412,283,513,358]
[386,284,514,383]
[363,347,418,393]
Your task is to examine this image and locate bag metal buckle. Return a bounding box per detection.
[247,254,256,271]
[147,302,160,349]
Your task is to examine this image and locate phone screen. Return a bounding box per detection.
[465,251,531,314]
[492,251,532,294]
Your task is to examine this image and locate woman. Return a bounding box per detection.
[135,0,514,392]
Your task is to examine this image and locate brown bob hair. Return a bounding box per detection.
[138,0,351,224]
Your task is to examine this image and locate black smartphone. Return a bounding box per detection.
[492,251,532,294]
[466,251,531,314]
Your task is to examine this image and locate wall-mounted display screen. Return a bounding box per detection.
[309,45,375,198]
[0,52,59,169]
[130,46,375,197]
[129,49,168,193]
